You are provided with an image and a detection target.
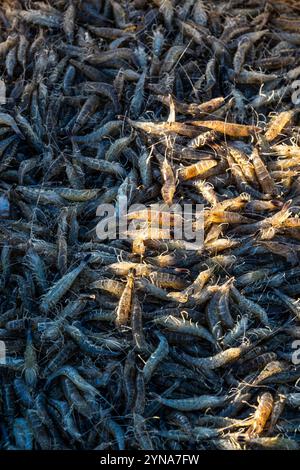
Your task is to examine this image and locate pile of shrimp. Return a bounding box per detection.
[1,0,300,451]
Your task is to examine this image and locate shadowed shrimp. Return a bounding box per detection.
[40,256,90,313]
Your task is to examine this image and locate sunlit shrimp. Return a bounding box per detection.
[115,268,135,327]
[247,393,274,437]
